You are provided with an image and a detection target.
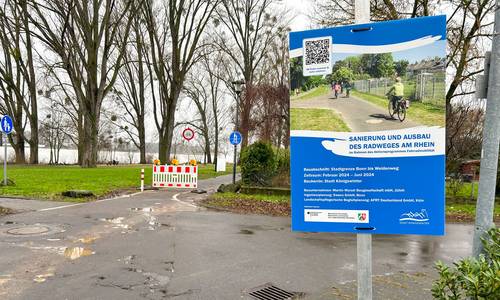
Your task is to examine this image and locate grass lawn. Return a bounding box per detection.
[351,90,445,126]
[291,108,351,132]
[291,85,329,101]
[446,181,479,200]
[0,164,232,202]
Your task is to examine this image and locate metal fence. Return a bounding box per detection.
[352,72,445,106]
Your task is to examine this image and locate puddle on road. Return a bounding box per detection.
[0,274,12,285]
[64,247,94,260]
[121,255,136,264]
[144,272,170,286]
[125,267,170,287]
[100,217,130,229]
[33,268,55,283]
[130,207,153,212]
[76,235,99,244]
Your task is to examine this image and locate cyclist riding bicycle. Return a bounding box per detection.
[386,77,404,109]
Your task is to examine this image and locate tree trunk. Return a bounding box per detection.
[81,112,99,168]
[22,0,38,164]
[204,130,212,164]
[158,134,169,163]
[10,135,26,164]
[138,116,146,164]
[77,109,84,165]
[214,132,219,171]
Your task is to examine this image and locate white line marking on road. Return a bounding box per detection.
[38,203,84,212]
[38,191,146,212]
[171,193,197,208]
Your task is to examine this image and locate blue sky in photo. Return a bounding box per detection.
[332,40,446,64]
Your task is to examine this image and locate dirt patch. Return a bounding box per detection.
[200,197,290,217]
[0,206,13,216]
[446,212,500,224]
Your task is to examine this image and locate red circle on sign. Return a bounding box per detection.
[182,127,195,141]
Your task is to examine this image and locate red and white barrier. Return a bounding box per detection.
[152,165,198,188]
[140,168,145,192]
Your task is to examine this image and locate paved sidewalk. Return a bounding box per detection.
[0,173,474,300]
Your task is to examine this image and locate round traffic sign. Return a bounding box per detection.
[229,131,242,145]
[1,115,13,134]
[182,127,195,141]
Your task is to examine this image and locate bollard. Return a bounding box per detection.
[140,168,144,192]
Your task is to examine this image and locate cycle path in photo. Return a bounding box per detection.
[291,92,421,132]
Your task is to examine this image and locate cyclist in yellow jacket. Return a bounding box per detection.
[386,77,404,110]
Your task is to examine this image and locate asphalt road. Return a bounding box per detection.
[0,175,473,300]
[291,93,420,132]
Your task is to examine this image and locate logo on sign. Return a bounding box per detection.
[358,212,367,221]
[399,209,429,222]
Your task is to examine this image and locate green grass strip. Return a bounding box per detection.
[0,164,231,202]
[291,108,351,132]
[351,90,445,126]
[291,85,330,101]
[209,192,290,204]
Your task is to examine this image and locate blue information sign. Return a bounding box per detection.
[229,131,242,145]
[289,16,446,235]
[1,115,13,134]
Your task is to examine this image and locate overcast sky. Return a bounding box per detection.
[284,0,313,31]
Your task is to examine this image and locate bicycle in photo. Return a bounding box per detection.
[388,96,409,122]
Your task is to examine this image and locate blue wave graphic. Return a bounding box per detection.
[399,209,429,222]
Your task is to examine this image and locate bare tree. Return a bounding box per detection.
[311,0,436,27]
[0,0,39,163]
[114,4,148,164]
[143,0,220,163]
[216,0,287,148]
[446,0,496,110]
[184,47,230,166]
[27,0,137,167]
[40,105,67,164]
[446,103,484,174]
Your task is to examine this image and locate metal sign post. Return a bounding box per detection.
[1,115,13,186]
[355,1,372,299]
[229,131,242,184]
[473,1,500,257]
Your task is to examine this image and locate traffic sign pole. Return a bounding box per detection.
[3,133,7,186]
[355,1,372,300]
[229,131,242,184]
[1,115,13,186]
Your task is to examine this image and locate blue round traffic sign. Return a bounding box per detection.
[229,131,242,145]
[1,115,13,134]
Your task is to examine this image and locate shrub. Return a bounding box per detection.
[432,227,500,299]
[240,142,276,186]
[275,148,290,174]
[272,148,290,187]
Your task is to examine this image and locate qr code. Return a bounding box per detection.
[304,38,330,65]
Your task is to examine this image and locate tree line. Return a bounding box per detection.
[0,0,291,167]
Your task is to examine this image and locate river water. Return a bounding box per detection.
[0,146,205,165]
